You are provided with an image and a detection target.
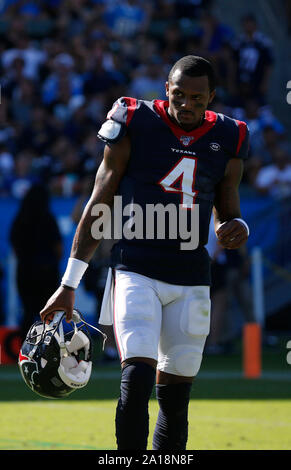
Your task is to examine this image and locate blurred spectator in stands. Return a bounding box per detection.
[243,156,263,190]
[16,106,59,155]
[233,99,286,162]
[129,57,167,100]
[0,142,14,179]
[0,0,287,206]
[79,130,104,176]
[230,13,274,106]
[42,52,84,106]
[149,0,176,35]
[239,100,291,188]
[0,97,15,153]
[0,142,14,195]
[210,94,236,116]
[53,0,90,40]
[102,0,152,39]
[50,77,75,123]
[198,12,235,101]
[86,92,108,127]
[10,184,62,341]
[199,11,234,58]
[22,6,55,40]
[1,34,47,81]
[255,146,291,199]
[254,125,290,166]
[157,21,185,62]
[63,100,96,144]
[1,56,26,100]
[1,149,39,198]
[10,77,39,125]
[83,54,123,99]
[50,142,82,197]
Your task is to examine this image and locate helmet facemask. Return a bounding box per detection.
[18,310,100,399]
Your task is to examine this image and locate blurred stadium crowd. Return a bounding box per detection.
[0,0,291,201]
[0,0,291,359]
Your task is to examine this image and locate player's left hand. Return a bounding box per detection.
[216,219,248,250]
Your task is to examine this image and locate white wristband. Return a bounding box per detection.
[233,218,250,236]
[61,257,89,289]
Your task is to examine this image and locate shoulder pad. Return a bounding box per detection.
[97,119,126,144]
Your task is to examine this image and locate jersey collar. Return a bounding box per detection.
[154,99,217,147]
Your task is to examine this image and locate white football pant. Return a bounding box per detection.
[100,269,211,377]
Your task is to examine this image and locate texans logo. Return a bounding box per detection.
[19,352,30,363]
[18,351,39,390]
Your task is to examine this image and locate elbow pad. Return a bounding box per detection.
[97,119,127,144]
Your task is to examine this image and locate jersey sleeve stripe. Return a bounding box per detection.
[235,120,247,155]
[123,97,138,126]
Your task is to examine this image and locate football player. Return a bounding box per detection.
[40,55,249,450]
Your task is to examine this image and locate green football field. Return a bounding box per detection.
[1,335,291,450]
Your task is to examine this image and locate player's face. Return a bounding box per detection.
[166,70,215,131]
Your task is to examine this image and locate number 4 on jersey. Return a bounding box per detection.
[158,156,199,209]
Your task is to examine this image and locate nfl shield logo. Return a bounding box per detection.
[180,135,194,146]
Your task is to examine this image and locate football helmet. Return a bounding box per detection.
[18,310,105,399]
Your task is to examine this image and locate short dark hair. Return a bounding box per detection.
[168,55,216,92]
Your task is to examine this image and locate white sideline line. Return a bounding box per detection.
[0,370,290,381]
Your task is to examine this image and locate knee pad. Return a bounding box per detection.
[174,345,203,377]
[161,344,205,377]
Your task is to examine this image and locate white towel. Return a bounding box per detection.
[99,268,114,325]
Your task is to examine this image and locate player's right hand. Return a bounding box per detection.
[39,285,75,324]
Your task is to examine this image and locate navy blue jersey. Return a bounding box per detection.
[98,97,249,286]
[233,32,274,90]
